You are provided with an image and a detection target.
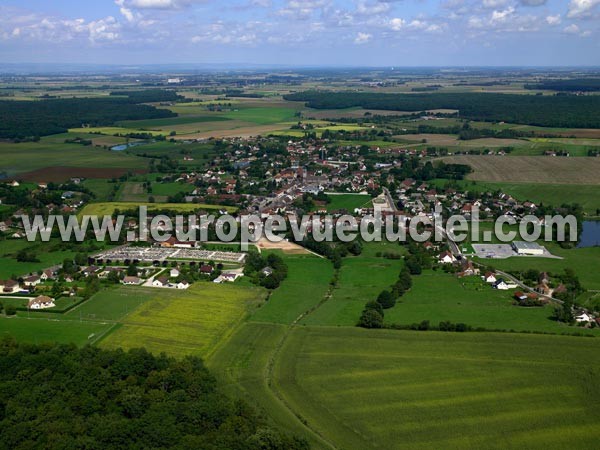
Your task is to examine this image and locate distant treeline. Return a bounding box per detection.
[0,92,178,139]
[109,89,183,103]
[525,79,600,92]
[284,91,600,128]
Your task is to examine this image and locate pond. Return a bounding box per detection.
[577,221,600,248]
[110,141,149,151]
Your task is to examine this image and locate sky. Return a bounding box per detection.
[0,0,599,67]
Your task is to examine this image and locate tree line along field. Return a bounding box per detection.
[272,326,600,450]
[302,242,405,326]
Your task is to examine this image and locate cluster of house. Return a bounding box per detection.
[437,250,522,292]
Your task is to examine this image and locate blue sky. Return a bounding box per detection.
[0,0,599,66]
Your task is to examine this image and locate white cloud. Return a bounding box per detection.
[115,0,136,22]
[567,0,600,18]
[563,23,580,33]
[356,1,391,16]
[388,17,405,30]
[490,6,515,24]
[277,0,331,19]
[468,16,485,28]
[483,0,509,8]
[545,14,561,25]
[354,31,372,44]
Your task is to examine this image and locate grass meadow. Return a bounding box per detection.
[79,201,236,216]
[384,270,600,335]
[0,239,78,279]
[0,138,144,175]
[250,253,334,324]
[274,326,600,450]
[100,283,265,358]
[325,193,372,212]
[0,316,113,346]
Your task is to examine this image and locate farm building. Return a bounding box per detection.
[512,241,544,256]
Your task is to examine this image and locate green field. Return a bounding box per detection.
[250,253,334,324]
[100,283,266,358]
[326,193,372,212]
[303,242,405,326]
[79,201,236,216]
[273,327,600,450]
[222,107,297,125]
[206,322,332,450]
[384,270,599,335]
[65,287,150,322]
[117,115,230,129]
[0,316,113,346]
[151,181,195,197]
[0,138,144,175]
[82,179,116,202]
[0,239,78,279]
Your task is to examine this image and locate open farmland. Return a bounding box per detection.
[100,283,266,358]
[440,155,600,184]
[79,201,237,216]
[384,271,599,335]
[303,242,405,326]
[0,317,113,346]
[0,139,146,177]
[273,327,600,450]
[250,253,334,324]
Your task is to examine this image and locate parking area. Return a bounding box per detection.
[472,244,515,259]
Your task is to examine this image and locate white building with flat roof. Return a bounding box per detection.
[512,241,544,256]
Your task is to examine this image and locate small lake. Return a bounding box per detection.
[577,221,600,248]
[110,142,149,151]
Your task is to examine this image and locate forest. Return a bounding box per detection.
[0,339,308,450]
[284,91,600,128]
[0,92,178,139]
[525,78,600,92]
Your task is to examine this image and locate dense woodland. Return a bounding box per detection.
[285,91,600,128]
[0,339,308,450]
[525,78,600,92]
[0,91,179,139]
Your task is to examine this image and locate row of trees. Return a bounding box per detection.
[358,264,414,329]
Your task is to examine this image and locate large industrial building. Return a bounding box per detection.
[512,241,545,256]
